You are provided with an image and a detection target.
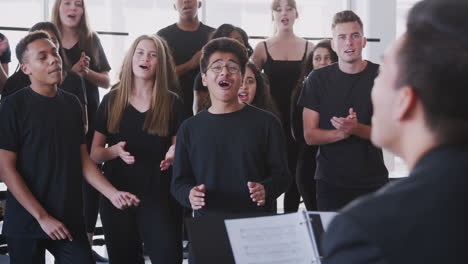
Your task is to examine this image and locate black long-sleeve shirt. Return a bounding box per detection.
[171,104,291,216]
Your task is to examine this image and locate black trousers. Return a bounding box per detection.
[6,235,93,264]
[283,124,301,213]
[296,144,318,211]
[316,179,384,211]
[100,194,183,264]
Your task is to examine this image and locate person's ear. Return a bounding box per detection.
[21,63,31,76]
[362,36,367,49]
[394,86,417,122]
[198,1,202,9]
[201,72,207,86]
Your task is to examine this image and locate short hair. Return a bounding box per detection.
[16,31,51,64]
[397,0,468,143]
[332,10,363,31]
[30,21,70,71]
[200,37,248,75]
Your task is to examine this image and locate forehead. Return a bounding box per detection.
[135,39,157,51]
[208,51,240,64]
[314,47,330,55]
[27,38,56,54]
[273,0,295,8]
[245,67,255,77]
[333,21,363,35]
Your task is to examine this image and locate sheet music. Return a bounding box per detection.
[225,212,320,264]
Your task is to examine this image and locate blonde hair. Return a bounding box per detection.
[51,0,100,67]
[107,35,180,136]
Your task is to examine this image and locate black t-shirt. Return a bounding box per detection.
[95,91,186,199]
[298,61,388,188]
[157,23,214,116]
[1,70,87,105]
[171,105,291,217]
[0,33,11,64]
[64,34,110,135]
[0,88,86,238]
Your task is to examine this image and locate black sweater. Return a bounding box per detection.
[171,104,291,216]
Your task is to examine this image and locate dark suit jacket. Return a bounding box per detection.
[322,144,468,264]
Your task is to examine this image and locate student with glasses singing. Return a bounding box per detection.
[171,38,291,263]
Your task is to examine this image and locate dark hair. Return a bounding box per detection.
[30,21,70,71]
[397,0,468,143]
[16,31,51,64]
[332,10,363,31]
[200,37,248,75]
[210,24,253,57]
[246,63,280,117]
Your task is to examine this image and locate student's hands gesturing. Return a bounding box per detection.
[189,184,206,210]
[330,108,357,137]
[38,215,73,241]
[109,191,140,210]
[112,141,135,164]
[248,182,266,206]
[71,52,91,76]
[160,145,175,171]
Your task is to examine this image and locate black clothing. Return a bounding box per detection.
[171,104,290,217]
[0,33,11,64]
[316,179,381,211]
[295,144,318,210]
[323,144,468,264]
[263,41,308,122]
[95,91,185,263]
[158,23,214,116]
[100,194,182,264]
[262,41,308,212]
[298,62,388,188]
[291,80,318,211]
[64,34,110,140]
[0,88,86,238]
[1,70,87,105]
[6,233,93,264]
[64,34,110,235]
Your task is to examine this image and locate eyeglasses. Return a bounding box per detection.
[208,63,241,74]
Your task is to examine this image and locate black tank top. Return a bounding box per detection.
[263,41,308,124]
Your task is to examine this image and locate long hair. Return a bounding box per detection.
[246,63,280,117]
[51,0,100,68]
[107,35,179,136]
[30,21,71,71]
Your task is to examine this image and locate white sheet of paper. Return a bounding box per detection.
[225,212,320,264]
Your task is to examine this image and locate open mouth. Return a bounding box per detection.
[67,14,77,19]
[281,18,289,24]
[183,6,193,11]
[345,49,355,54]
[139,65,149,71]
[238,92,249,102]
[218,80,231,89]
